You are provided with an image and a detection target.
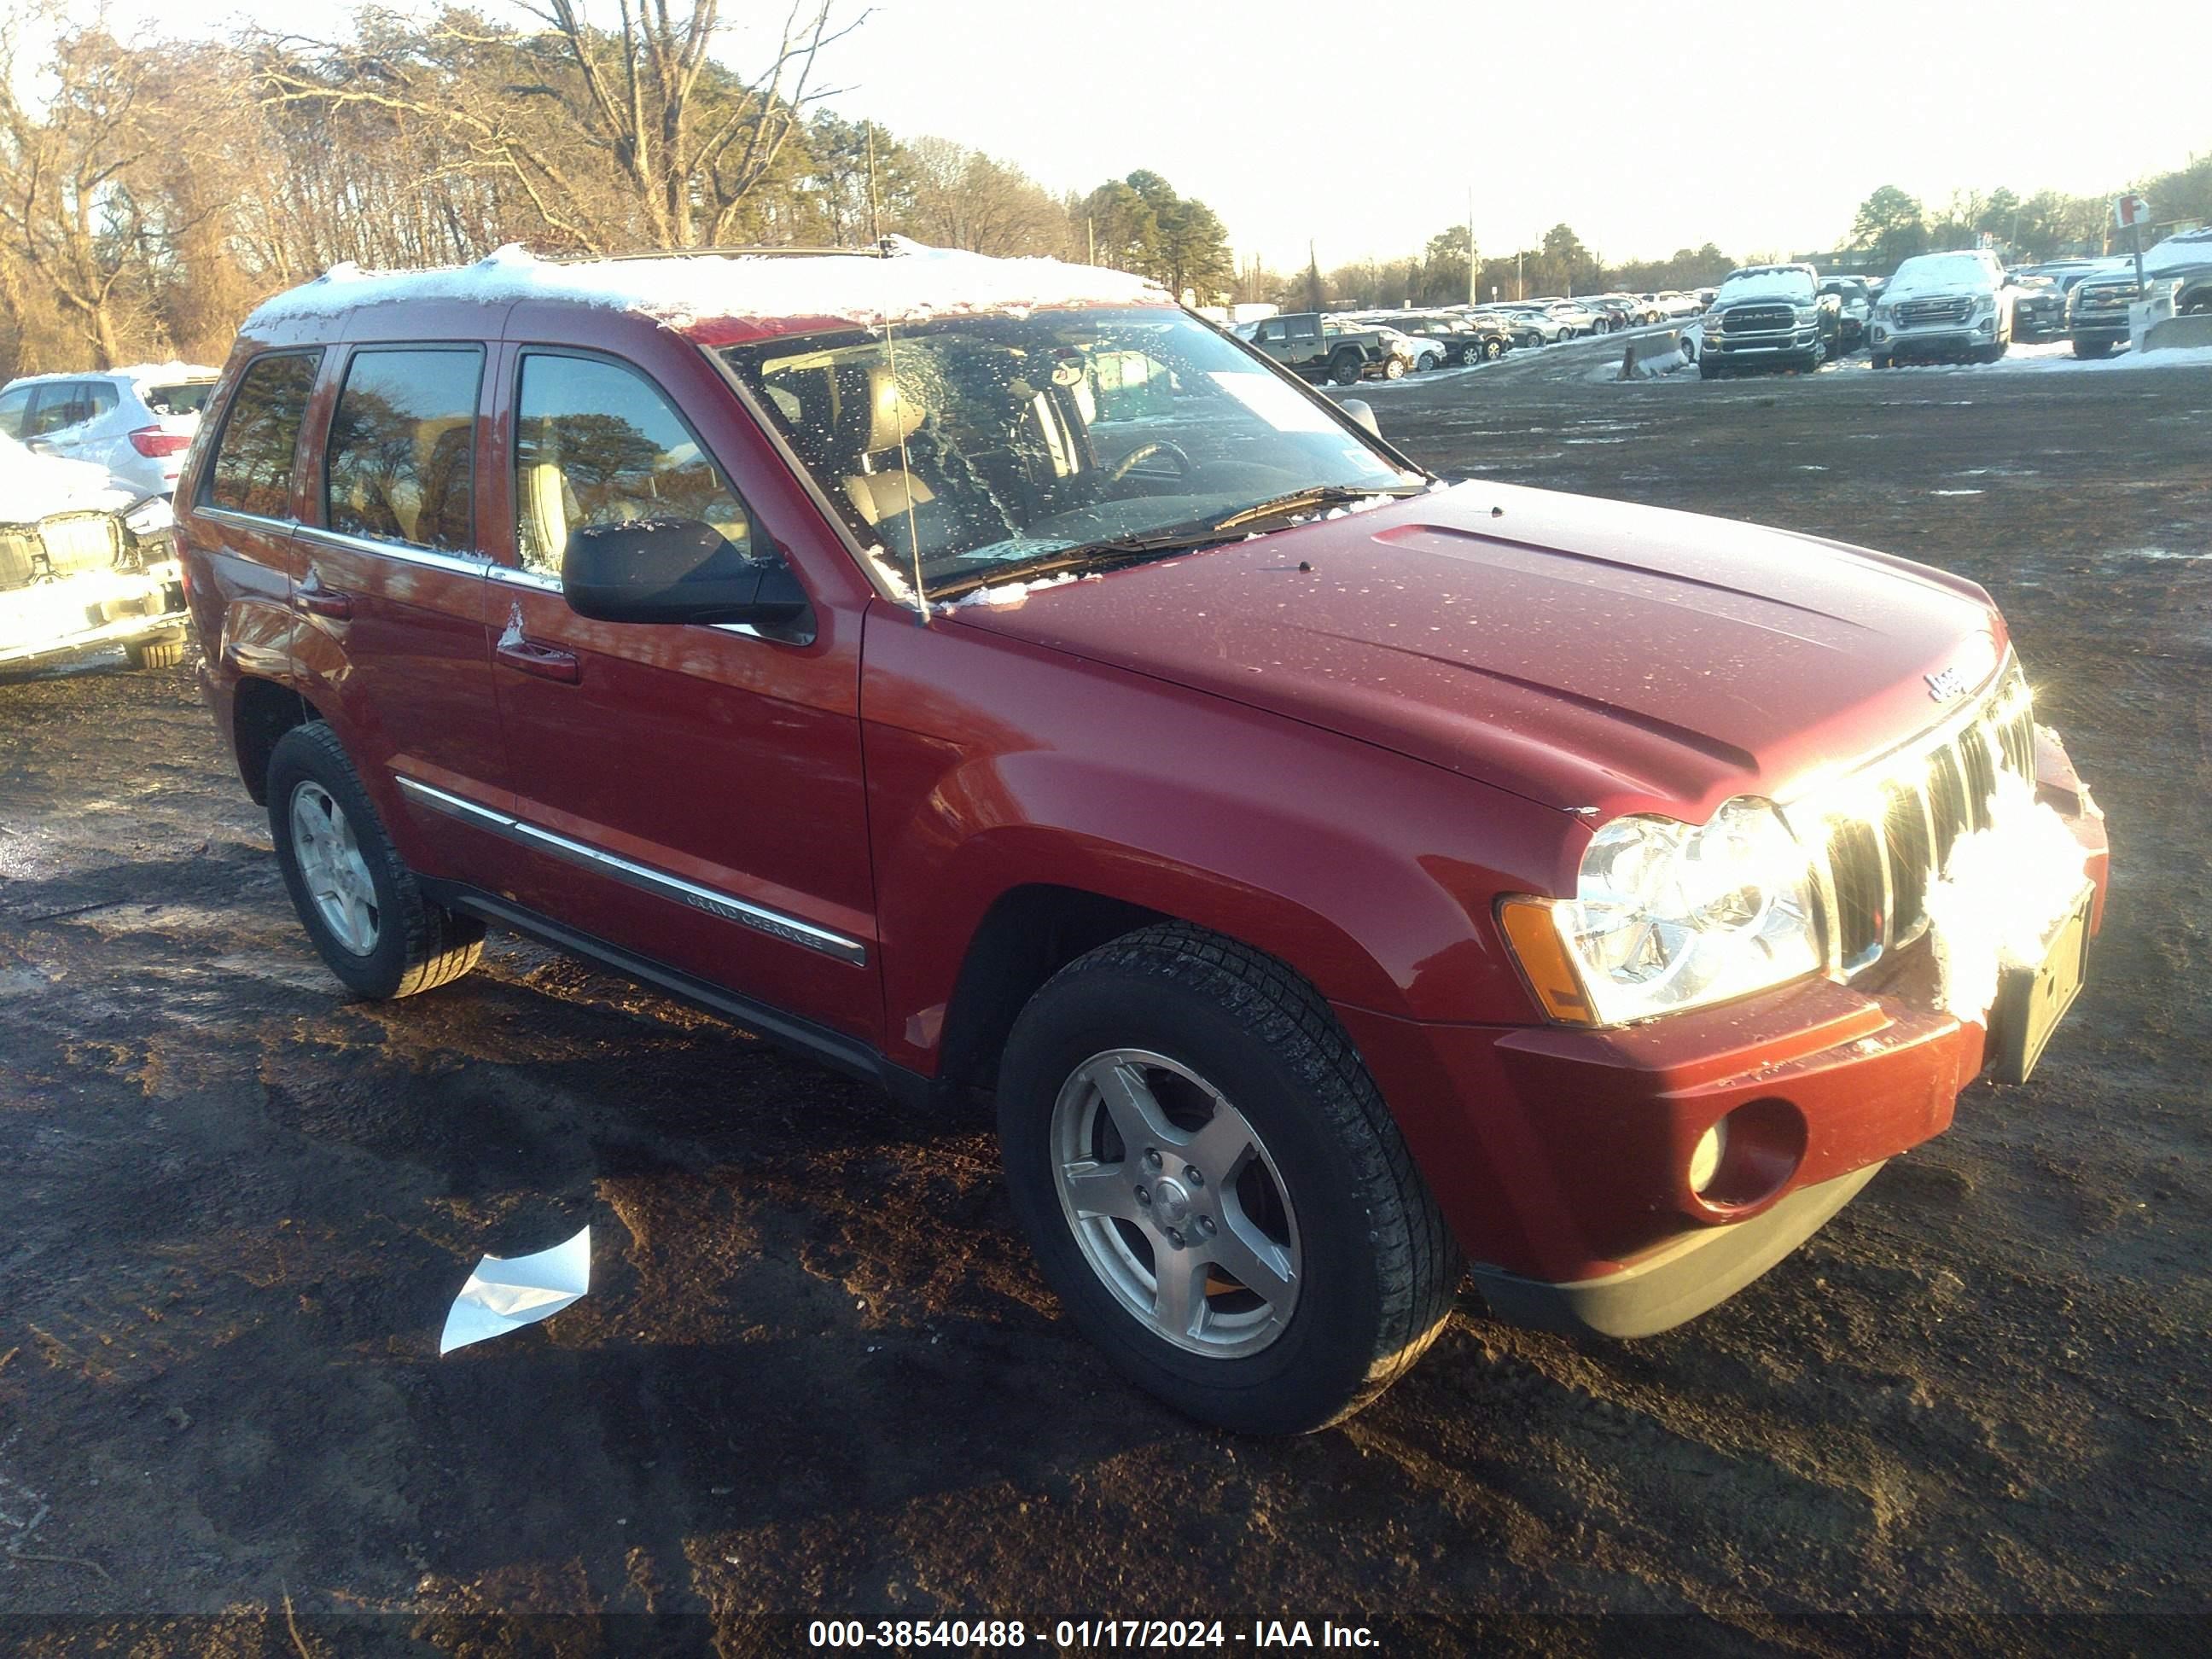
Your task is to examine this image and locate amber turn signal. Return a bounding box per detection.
[1498,896,1598,1026]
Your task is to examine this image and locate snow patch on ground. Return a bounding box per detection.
[1923,770,2093,1023]
[247,238,1168,335]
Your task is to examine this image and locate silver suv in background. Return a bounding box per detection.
[0,364,220,498]
[1869,251,2013,367]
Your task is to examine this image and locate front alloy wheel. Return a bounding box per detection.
[997,923,1459,1434]
[1051,1049,1301,1358]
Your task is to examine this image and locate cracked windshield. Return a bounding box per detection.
[723,309,1423,597]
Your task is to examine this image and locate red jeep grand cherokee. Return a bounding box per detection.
[179,242,2108,1433]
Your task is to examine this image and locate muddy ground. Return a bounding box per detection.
[2,335,2208,1655]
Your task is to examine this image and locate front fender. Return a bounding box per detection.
[860,612,1575,1076]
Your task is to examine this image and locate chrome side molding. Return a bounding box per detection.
[393,775,869,967]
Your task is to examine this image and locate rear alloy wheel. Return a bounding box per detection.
[1485,337,1505,360]
[1382,356,1406,380]
[267,722,484,999]
[1417,351,1441,373]
[998,924,1458,1434]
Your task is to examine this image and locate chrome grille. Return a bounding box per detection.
[1895,297,1973,328]
[1722,304,1794,334]
[1790,663,2036,976]
[38,512,123,578]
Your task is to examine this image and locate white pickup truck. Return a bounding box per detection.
[0,434,187,674]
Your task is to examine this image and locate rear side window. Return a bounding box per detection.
[26,383,92,437]
[512,352,754,576]
[207,352,321,519]
[0,386,27,439]
[144,381,216,417]
[325,348,484,552]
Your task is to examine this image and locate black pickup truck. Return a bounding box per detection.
[1239,313,1394,385]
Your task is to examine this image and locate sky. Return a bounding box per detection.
[114,0,2212,271]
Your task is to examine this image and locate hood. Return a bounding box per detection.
[0,434,131,521]
[946,483,2005,822]
[1714,285,1810,308]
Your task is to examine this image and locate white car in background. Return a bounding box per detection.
[0,363,221,498]
[0,434,188,674]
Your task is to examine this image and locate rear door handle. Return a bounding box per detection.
[293,580,352,620]
[497,636,581,684]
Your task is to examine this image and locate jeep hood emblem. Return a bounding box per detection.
[1925,666,1970,702]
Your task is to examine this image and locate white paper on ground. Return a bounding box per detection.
[438,1225,591,1355]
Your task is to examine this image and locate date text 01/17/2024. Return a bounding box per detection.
[805,1618,1381,1649]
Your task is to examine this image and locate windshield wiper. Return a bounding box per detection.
[926,526,1242,602]
[925,484,1428,603]
[1209,482,1427,533]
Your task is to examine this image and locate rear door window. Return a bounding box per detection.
[324,347,484,552]
[0,386,29,439]
[25,383,92,438]
[205,352,322,519]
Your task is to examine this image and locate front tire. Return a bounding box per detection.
[997,924,1458,1435]
[267,723,484,1000]
[1382,356,1406,380]
[125,637,185,670]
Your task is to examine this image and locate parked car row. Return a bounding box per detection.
[1697,227,2212,381]
[1237,287,1709,385]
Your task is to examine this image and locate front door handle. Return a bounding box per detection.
[497,635,581,684]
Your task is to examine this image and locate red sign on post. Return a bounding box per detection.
[2113,193,2149,229]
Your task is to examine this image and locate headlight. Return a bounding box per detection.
[1502,797,1822,1025]
[122,497,175,537]
[1872,302,1893,322]
[1971,294,1996,316]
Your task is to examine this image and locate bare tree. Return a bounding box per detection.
[0,4,172,366]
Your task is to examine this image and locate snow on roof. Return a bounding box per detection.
[244,237,1173,336]
[115,361,221,383]
[3,361,219,387]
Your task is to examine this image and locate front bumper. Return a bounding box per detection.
[1704,327,1820,359]
[1339,725,2109,1336]
[0,563,189,669]
[1871,317,1999,355]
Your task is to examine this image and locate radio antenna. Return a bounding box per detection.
[860,131,926,620]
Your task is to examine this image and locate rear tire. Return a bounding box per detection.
[125,637,185,670]
[2072,338,2112,360]
[1330,350,1363,387]
[267,722,484,1000]
[997,923,1459,1435]
[1382,357,1406,380]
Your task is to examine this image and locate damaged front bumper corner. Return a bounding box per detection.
[1348,725,2110,1343]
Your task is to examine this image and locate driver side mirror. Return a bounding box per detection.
[1339,399,1382,439]
[562,517,812,636]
